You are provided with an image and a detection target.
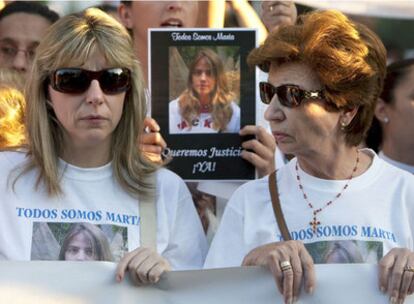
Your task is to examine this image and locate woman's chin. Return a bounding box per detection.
[276,142,294,155]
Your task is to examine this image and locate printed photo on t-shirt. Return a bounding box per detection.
[30,222,128,262]
[305,240,383,264]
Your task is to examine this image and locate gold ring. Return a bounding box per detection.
[280,260,292,271]
[404,266,414,272]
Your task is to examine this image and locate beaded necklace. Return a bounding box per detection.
[200,103,212,113]
[295,150,360,233]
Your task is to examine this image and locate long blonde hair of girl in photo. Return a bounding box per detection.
[178,48,235,132]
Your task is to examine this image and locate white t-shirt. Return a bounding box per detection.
[205,149,414,268]
[0,151,207,269]
[169,98,240,134]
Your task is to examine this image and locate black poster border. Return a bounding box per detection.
[150,29,256,181]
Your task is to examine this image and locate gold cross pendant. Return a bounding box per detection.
[310,217,320,233]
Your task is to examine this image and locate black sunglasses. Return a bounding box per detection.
[49,68,131,95]
[259,82,324,107]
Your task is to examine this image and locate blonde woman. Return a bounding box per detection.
[0,8,207,285]
[367,59,414,174]
[169,48,240,134]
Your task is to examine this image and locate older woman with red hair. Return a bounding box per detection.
[206,10,414,304]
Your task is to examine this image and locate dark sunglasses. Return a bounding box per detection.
[49,68,131,95]
[259,82,324,107]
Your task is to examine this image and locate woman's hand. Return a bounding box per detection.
[116,247,171,285]
[242,240,315,304]
[139,117,167,164]
[379,248,414,303]
[239,125,276,177]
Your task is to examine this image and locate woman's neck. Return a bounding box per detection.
[297,145,371,180]
[199,94,211,106]
[61,138,111,168]
[382,138,414,166]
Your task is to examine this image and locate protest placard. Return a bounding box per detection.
[150,29,257,181]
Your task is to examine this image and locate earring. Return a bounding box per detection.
[383,117,389,123]
[340,121,347,130]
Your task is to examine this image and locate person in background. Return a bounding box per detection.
[366,58,414,174]
[205,10,414,304]
[224,0,268,44]
[0,1,59,76]
[212,0,296,45]
[260,1,297,34]
[119,1,198,162]
[0,8,207,285]
[59,223,113,262]
[118,1,199,85]
[0,2,57,149]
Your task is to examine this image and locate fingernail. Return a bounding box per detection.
[287,299,293,304]
[390,297,397,304]
[116,274,122,282]
[380,286,386,293]
[307,287,314,294]
[153,121,160,130]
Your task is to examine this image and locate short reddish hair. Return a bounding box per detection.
[248,10,387,146]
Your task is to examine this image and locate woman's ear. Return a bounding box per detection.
[339,106,359,127]
[118,3,134,29]
[374,98,390,124]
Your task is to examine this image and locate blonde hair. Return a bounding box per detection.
[248,10,387,146]
[0,85,26,148]
[16,8,157,197]
[179,48,234,132]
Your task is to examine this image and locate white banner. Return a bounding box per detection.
[0,262,413,304]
